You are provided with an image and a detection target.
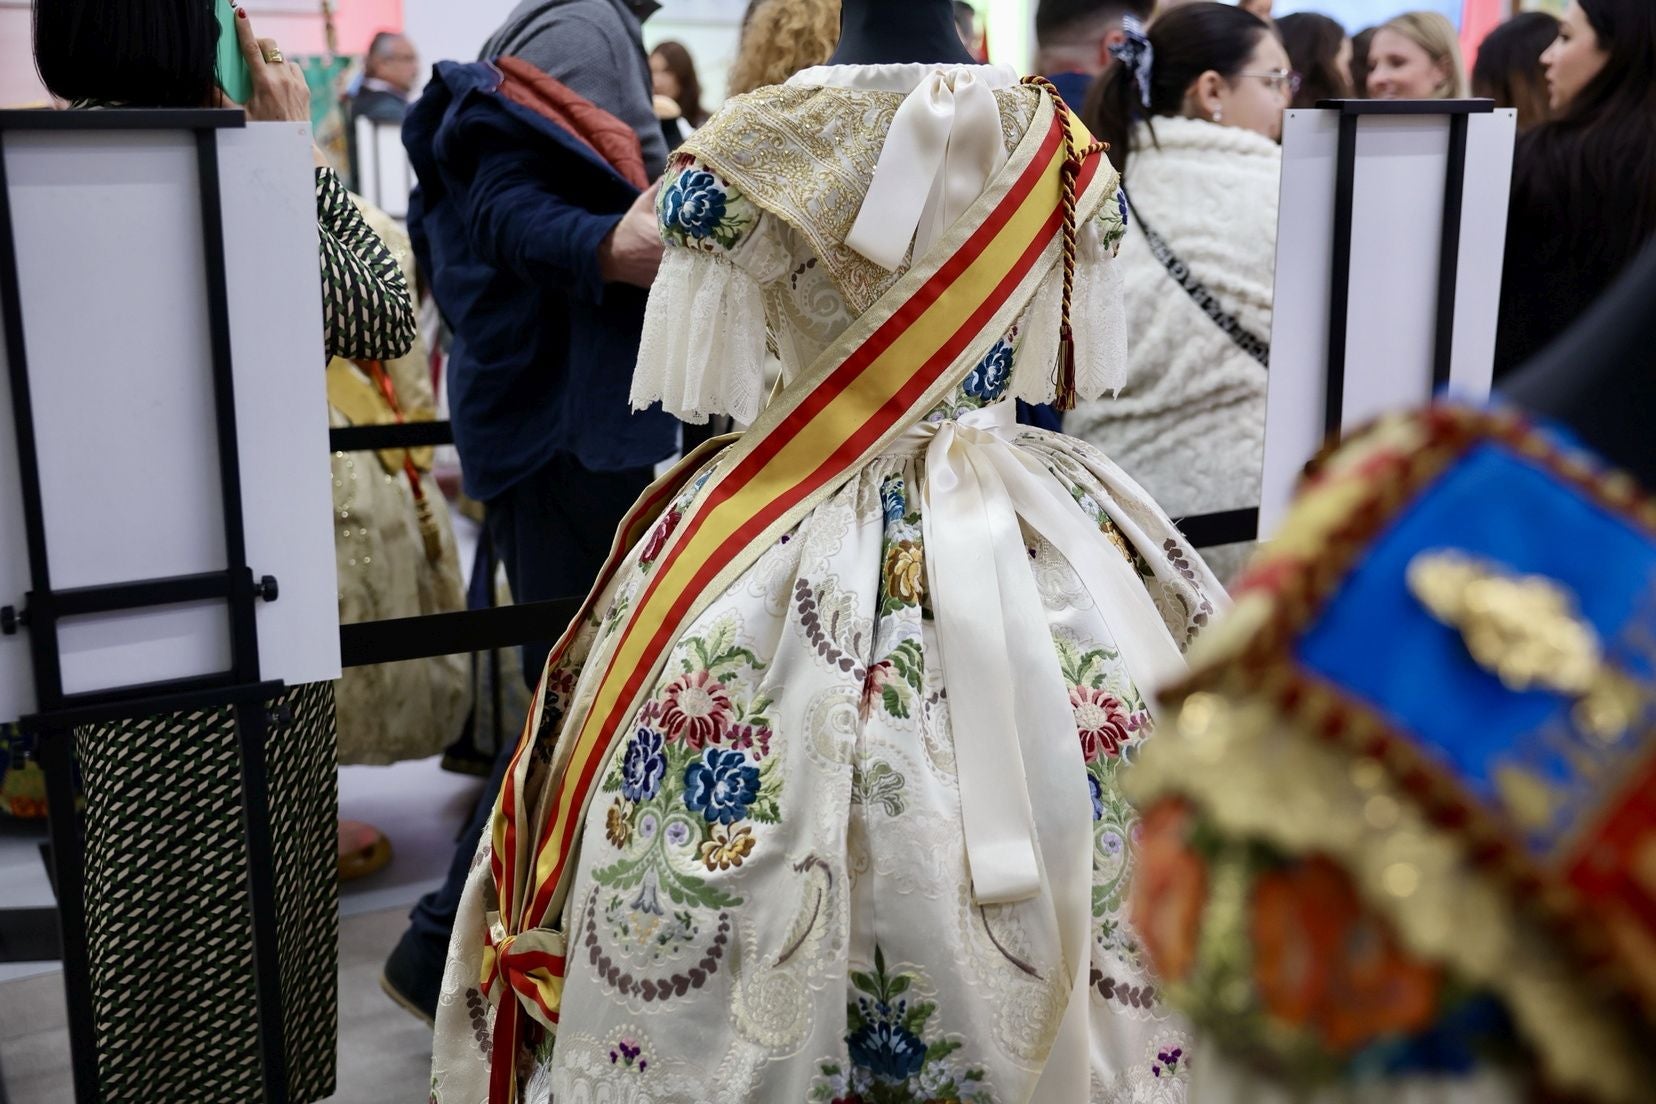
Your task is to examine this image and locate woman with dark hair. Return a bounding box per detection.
[1072,2,1288,580]
[1351,24,1377,94]
[34,0,417,360]
[1471,11,1559,130]
[1277,11,1353,108]
[649,39,708,128]
[24,3,418,1100]
[1494,0,1656,376]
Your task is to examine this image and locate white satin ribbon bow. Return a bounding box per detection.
[846,68,1011,272]
[908,401,1186,906]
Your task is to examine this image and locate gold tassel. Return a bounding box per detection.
[1057,323,1078,412]
[1020,76,1102,414]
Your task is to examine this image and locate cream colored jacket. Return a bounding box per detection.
[1068,116,1280,582]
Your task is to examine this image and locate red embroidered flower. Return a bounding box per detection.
[658,670,735,749]
[1069,686,1133,761]
[860,660,897,719]
[726,722,773,758]
[640,507,683,565]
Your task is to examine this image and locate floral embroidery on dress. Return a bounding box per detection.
[1066,484,1151,574]
[592,615,779,954]
[925,335,1017,422]
[1150,1043,1186,1081]
[851,758,908,817]
[608,1034,650,1072]
[1054,636,1156,976]
[877,475,927,616]
[1099,188,1129,257]
[810,947,996,1103]
[659,162,754,253]
[865,474,929,724]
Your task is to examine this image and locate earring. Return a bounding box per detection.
[1212,105,1224,123]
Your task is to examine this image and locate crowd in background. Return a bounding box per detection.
[5,0,1652,1090]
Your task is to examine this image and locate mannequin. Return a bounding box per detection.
[826,0,978,66]
[1501,234,1656,487]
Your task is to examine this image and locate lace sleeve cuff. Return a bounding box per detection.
[1009,209,1129,406]
[631,249,771,424]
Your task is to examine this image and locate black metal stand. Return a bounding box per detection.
[0,108,289,1104]
[1319,97,1490,438]
[1173,98,1494,552]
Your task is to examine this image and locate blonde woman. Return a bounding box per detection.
[727,0,841,96]
[1368,11,1468,98]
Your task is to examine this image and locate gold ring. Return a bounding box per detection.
[263,47,285,64]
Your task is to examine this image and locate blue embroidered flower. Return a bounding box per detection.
[963,340,1014,401]
[1117,187,1130,230]
[683,747,760,825]
[879,476,907,525]
[848,1020,928,1083]
[1090,773,1104,821]
[661,169,727,241]
[620,727,667,802]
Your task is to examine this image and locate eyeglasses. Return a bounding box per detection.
[1239,69,1303,95]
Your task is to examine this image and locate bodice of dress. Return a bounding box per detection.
[630,63,1132,426]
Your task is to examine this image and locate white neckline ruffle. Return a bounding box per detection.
[787,62,1021,94]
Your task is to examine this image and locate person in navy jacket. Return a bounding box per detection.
[385,1,678,1022]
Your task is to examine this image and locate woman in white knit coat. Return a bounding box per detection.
[1070,2,1289,582]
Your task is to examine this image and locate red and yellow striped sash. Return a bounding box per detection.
[483,93,1109,1102]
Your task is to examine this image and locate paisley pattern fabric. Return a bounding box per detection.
[431,70,1221,1104]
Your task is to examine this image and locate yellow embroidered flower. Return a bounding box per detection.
[699,824,756,872]
[605,798,634,849]
[884,540,925,606]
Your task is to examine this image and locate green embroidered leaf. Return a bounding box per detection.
[656,860,741,911]
[702,619,736,662]
[589,850,651,889]
[748,796,781,824]
[881,684,910,720]
[887,638,925,695]
[901,999,936,1033]
[925,1038,963,1062]
[850,969,879,998]
[712,645,763,674]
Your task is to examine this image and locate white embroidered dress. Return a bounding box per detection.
[432,63,1223,1104]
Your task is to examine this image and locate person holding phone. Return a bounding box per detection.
[35,0,417,362]
[25,1,419,1100]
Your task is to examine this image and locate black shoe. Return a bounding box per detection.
[380,927,443,1027]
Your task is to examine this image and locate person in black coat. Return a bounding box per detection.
[1493,0,1656,378]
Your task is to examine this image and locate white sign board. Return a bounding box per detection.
[355,116,414,220]
[1259,106,1516,534]
[0,120,341,721]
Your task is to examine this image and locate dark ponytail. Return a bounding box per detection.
[1085,1,1273,179]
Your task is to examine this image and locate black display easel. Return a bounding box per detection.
[1173,97,1495,552]
[0,109,290,1104]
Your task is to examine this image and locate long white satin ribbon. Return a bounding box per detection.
[910,401,1188,1101]
[846,68,1010,272]
[911,402,1186,902]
